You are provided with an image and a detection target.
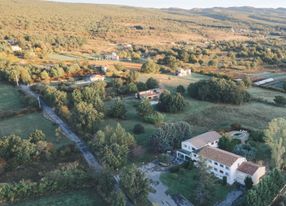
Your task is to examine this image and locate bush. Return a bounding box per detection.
[143,112,165,125]
[157,91,186,113]
[176,85,185,95]
[133,124,145,134]
[146,77,159,89]
[182,160,194,170]
[274,96,286,106]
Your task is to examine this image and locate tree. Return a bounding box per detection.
[143,111,165,125]
[40,70,49,80]
[111,191,126,206]
[137,99,154,117]
[195,160,216,206]
[28,129,46,143]
[242,76,252,88]
[146,77,159,89]
[127,83,138,94]
[91,124,135,170]
[128,70,139,83]
[141,59,160,73]
[264,118,286,169]
[136,82,147,91]
[109,98,127,119]
[218,136,240,152]
[244,176,253,190]
[120,164,150,204]
[151,121,191,152]
[133,124,145,134]
[176,85,185,95]
[274,96,286,106]
[72,102,104,133]
[158,91,186,113]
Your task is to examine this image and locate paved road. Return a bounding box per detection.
[19,85,102,171]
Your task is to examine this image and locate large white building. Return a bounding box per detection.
[177,131,266,185]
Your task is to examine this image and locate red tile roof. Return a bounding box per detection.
[237,161,261,175]
[199,146,243,167]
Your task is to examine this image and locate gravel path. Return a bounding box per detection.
[140,163,193,206]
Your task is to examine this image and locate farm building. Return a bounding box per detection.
[175,68,192,77]
[177,131,266,185]
[135,88,164,101]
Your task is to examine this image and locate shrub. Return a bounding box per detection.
[133,124,145,134]
[176,85,185,95]
[274,96,286,106]
[146,77,159,89]
[222,176,227,186]
[143,112,165,125]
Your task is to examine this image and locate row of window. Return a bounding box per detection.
[213,167,229,176]
[210,160,229,170]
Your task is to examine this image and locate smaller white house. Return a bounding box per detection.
[88,74,105,82]
[135,88,164,101]
[176,68,192,77]
[105,52,120,61]
[11,45,22,52]
[177,131,266,186]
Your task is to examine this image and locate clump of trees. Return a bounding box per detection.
[90,124,135,170]
[218,136,240,152]
[188,78,250,104]
[151,121,191,152]
[140,59,160,73]
[246,169,285,206]
[0,162,92,204]
[158,91,186,113]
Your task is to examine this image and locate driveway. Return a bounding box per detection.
[140,163,193,206]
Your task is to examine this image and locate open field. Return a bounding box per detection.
[248,87,286,102]
[160,168,231,205]
[0,82,25,112]
[139,73,209,90]
[9,190,106,206]
[0,112,68,146]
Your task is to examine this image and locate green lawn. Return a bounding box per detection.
[0,82,25,111]
[0,112,69,146]
[160,169,231,205]
[9,190,106,206]
[248,86,286,102]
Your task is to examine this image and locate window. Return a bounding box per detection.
[192,147,196,151]
[220,164,224,168]
[194,154,197,157]
[211,142,214,145]
[183,144,187,148]
[226,166,229,170]
[220,170,224,174]
[214,162,218,166]
[225,172,229,176]
[214,168,218,171]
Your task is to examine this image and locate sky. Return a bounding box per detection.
[48,0,286,9]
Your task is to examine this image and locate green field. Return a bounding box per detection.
[0,112,69,146]
[0,82,25,111]
[9,190,106,206]
[160,169,231,205]
[248,86,286,102]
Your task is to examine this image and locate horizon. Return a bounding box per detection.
[47,0,286,9]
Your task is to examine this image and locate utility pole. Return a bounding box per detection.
[37,96,41,109]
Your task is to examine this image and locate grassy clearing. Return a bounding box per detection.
[0,112,69,146]
[0,82,25,111]
[248,86,286,102]
[160,168,231,205]
[9,190,106,206]
[138,73,209,90]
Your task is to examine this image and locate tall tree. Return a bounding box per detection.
[264,118,286,169]
[120,164,150,204]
